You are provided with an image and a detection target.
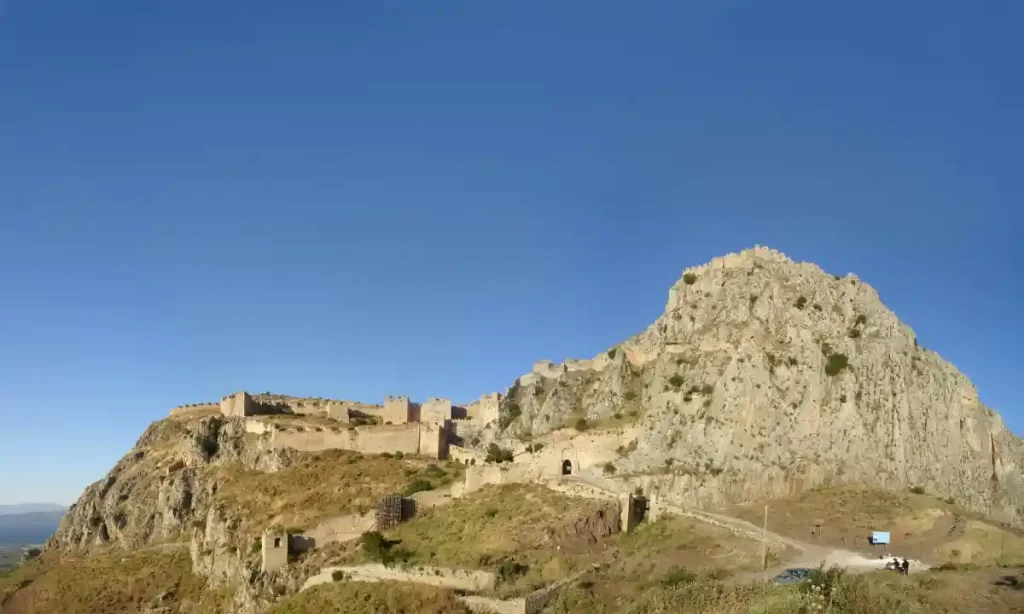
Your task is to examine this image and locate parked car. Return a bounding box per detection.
[772,568,812,584]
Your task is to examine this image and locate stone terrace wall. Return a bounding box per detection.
[303,563,496,593]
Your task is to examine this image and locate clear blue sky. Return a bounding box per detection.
[1,1,1020,505]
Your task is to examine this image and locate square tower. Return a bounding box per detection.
[261,528,288,572]
[382,395,412,424]
[477,393,501,426]
[420,397,453,423]
[220,391,255,417]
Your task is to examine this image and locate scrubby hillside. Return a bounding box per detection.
[488,247,1023,525]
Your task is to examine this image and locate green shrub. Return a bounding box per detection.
[394,451,404,459]
[700,383,714,395]
[499,403,522,430]
[848,328,861,339]
[403,479,434,496]
[496,560,529,583]
[602,462,617,475]
[910,485,926,495]
[485,443,514,464]
[574,418,588,431]
[683,273,698,285]
[607,348,617,359]
[659,565,696,587]
[668,375,684,390]
[380,452,393,458]
[824,353,849,376]
[331,570,345,582]
[359,531,410,566]
[623,390,637,401]
[788,357,798,366]
[795,296,808,309]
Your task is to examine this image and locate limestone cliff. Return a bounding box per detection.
[491,246,1024,525]
[44,413,293,612]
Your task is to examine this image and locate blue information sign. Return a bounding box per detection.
[871,531,890,545]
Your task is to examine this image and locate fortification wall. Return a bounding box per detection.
[382,395,412,424]
[220,392,256,417]
[269,423,444,458]
[168,403,219,417]
[245,420,273,435]
[450,445,486,466]
[532,360,565,378]
[418,421,450,460]
[303,564,495,593]
[421,397,452,423]
[461,464,540,497]
[475,393,501,425]
[325,401,351,422]
[304,510,375,546]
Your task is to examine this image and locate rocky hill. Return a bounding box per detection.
[486,246,1023,525]
[7,246,1022,614]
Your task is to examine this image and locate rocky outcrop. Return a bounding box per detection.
[490,246,1024,525]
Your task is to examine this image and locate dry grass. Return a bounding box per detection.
[545,566,1024,613]
[936,520,1024,567]
[0,545,234,614]
[212,450,462,536]
[345,485,795,600]
[725,485,1024,565]
[338,484,614,597]
[266,580,469,614]
[541,515,798,610]
[377,484,608,565]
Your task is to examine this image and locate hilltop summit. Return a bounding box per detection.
[491,246,1023,523]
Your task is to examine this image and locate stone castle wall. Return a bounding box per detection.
[220,392,256,417]
[382,395,413,424]
[168,403,219,417]
[303,563,495,593]
[266,423,450,458]
[421,397,452,423]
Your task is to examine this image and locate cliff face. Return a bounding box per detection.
[494,247,1023,524]
[45,414,292,613]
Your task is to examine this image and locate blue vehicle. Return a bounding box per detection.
[772,568,813,584]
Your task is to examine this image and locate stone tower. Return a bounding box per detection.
[261,528,288,573]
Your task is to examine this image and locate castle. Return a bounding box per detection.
[171,390,502,463]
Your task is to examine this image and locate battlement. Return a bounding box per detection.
[382,395,413,424]
[421,397,453,423]
[220,391,256,417]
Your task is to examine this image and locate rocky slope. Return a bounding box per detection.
[42,413,298,612]
[489,246,1023,525]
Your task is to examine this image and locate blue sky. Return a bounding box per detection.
[1,1,1020,505]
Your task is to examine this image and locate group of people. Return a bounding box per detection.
[886,557,911,574]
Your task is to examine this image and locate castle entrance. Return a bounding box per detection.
[559,447,578,476]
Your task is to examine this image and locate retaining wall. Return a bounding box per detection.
[302,563,495,593]
[270,424,424,456]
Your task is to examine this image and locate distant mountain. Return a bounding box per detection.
[0,510,64,547]
[0,503,65,516]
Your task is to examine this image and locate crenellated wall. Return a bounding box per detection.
[168,403,219,417]
[382,395,413,424]
[421,397,453,423]
[220,392,256,417]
